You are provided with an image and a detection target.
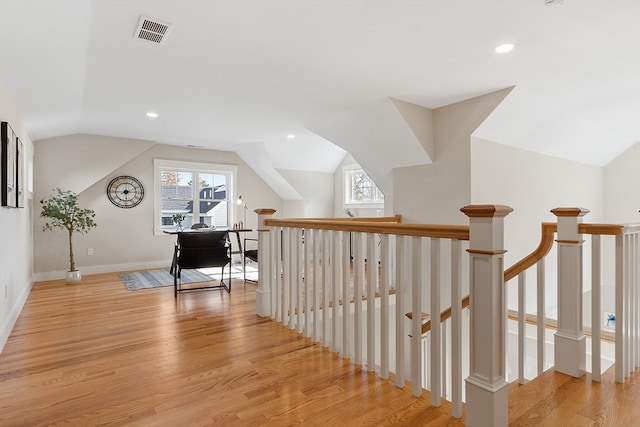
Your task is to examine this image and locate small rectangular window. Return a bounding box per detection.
[344,169,384,205]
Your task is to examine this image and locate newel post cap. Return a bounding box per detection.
[551,207,590,217]
[461,204,513,218]
[254,208,277,215]
[461,205,512,253]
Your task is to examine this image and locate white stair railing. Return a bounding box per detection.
[502,209,640,385]
[254,206,512,426]
[256,206,638,426]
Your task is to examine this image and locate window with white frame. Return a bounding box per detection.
[344,168,384,206]
[154,159,237,235]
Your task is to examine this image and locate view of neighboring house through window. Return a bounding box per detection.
[154,159,237,234]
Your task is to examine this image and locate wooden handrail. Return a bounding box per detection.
[504,222,557,282]
[579,223,640,235]
[296,215,403,223]
[419,295,470,334]
[265,218,470,240]
[419,222,556,334]
[420,220,640,335]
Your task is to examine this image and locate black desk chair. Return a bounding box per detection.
[173,231,231,297]
[243,238,258,283]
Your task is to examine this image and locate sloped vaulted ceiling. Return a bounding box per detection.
[307,98,434,195]
[0,1,638,198]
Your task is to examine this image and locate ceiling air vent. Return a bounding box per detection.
[134,16,172,45]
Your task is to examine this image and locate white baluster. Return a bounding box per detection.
[518,271,526,384]
[342,231,350,359]
[430,238,441,405]
[332,230,341,353]
[304,228,312,338]
[313,229,321,342]
[274,226,282,323]
[322,230,331,347]
[294,228,303,334]
[354,232,364,365]
[283,227,291,327]
[442,319,447,400]
[395,235,406,387]
[632,233,637,370]
[380,234,390,380]
[451,239,462,418]
[591,235,601,381]
[537,259,545,376]
[367,232,378,372]
[411,236,422,397]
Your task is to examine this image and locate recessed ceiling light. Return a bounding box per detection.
[495,43,514,54]
[146,112,158,118]
[287,134,295,139]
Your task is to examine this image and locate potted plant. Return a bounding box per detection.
[172,213,186,231]
[40,188,97,283]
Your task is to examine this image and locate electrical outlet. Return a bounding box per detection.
[87,248,94,256]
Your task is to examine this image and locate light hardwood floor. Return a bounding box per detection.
[2,273,638,426]
[508,363,640,427]
[0,273,462,426]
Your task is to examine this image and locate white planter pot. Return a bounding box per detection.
[66,270,82,284]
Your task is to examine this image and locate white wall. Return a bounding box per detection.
[470,137,604,314]
[33,139,283,279]
[393,89,511,225]
[604,142,640,223]
[471,137,604,261]
[278,169,334,217]
[33,134,154,195]
[0,82,34,352]
[598,141,640,319]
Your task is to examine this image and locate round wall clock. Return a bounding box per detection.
[106,175,145,208]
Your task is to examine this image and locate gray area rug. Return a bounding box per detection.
[120,269,214,291]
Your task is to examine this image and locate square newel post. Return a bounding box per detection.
[254,208,276,317]
[461,204,513,427]
[552,207,589,378]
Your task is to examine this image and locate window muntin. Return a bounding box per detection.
[154,160,237,235]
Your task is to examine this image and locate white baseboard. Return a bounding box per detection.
[33,260,171,282]
[0,278,33,353]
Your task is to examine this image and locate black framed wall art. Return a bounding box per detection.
[16,137,24,208]
[1,121,17,208]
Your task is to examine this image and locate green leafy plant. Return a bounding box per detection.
[40,188,97,272]
[172,213,186,224]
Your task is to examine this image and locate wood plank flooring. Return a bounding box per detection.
[508,364,640,426]
[0,273,463,426]
[2,272,638,426]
